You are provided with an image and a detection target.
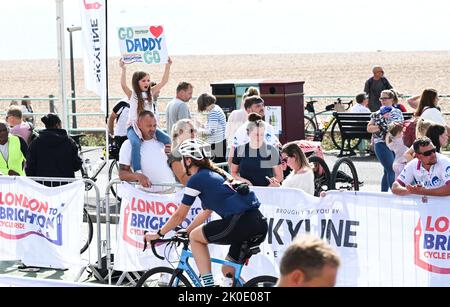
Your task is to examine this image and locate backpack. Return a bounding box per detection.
[402,118,418,148]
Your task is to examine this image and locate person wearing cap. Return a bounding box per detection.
[25,113,82,185]
[350,93,370,113]
[364,65,393,112]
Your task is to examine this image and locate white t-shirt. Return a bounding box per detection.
[420,108,446,126]
[281,169,315,195]
[350,104,371,113]
[127,92,156,126]
[225,109,247,147]
[119,138,176,191]
[396,153,450,189]
[232,121,280,148]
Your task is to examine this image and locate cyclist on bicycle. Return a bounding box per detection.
[144,138,268,287]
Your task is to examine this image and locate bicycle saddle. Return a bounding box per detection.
[238,234,266,263]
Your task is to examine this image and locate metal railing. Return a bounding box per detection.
[2,94,450,133]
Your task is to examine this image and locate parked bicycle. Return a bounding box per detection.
[71,134,120,196]
[136,231,278,287]
[70,134,120,254]
[304,98,354,150]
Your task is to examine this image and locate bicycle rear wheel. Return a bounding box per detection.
[304,115,316,141]
[308,156,331,196]
[330,120,362,151]
[244,275,278,287]
[108,159,120,199]
[80,208,93,254]
[330,157,360,191]
[135,267,192,287]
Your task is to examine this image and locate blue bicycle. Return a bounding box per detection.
[136,232,277,287]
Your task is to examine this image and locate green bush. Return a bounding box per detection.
[79,133,106,147]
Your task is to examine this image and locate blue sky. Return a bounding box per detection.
[1,0,450,60]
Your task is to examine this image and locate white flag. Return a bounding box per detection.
[80,0,107,112]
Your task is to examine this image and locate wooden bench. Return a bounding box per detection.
[332,112,413,157]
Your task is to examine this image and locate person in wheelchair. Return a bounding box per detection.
[144,138,268,287]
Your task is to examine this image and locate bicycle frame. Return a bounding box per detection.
[170,246,245,287]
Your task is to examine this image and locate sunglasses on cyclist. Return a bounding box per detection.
[419,148,436,157]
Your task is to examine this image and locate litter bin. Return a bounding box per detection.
[260,80,305,144]
[210,81,236,118]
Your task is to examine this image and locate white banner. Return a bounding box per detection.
[80,0,107,112]
[0,177,84,269]
[118,25,169,65]
[114,183,202,271]
[113,184,450,286]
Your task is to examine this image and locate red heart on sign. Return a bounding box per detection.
[149,26,163,38]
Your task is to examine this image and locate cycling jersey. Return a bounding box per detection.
[182,168,258,218]
[396,153,450,189]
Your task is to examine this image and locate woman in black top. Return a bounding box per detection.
[25,114,82,186]
[231,113,282,186]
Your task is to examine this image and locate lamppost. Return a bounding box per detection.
[67,26,81,129]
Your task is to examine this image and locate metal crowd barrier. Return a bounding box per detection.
[103,179,184,286]
[0,176,102,284]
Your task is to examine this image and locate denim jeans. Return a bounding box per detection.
[374,141,395,192]
[127,127,171,172]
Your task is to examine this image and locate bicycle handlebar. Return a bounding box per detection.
[143,230,189,260]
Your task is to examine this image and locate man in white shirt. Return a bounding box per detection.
[119,111,176,191]
[350,93,371,113]
[165,82,193,135]
[392,137,450,196]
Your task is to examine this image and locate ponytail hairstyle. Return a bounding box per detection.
[390,89,399,105]
[246,112,264,135]
[131,71,152,115]
[41,113,61,129]
[189,158,233,182]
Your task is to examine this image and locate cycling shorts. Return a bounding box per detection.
[202,209,268,263]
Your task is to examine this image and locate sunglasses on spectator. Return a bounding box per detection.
[281,157,288,163]
[379,97,392,100]
[418,148,436,156]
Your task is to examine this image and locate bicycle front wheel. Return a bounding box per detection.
[80,208,93,254]
[135,267,192,287]
[244,275,278,287]
[304,115,316,141]
[330,157,360,191]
